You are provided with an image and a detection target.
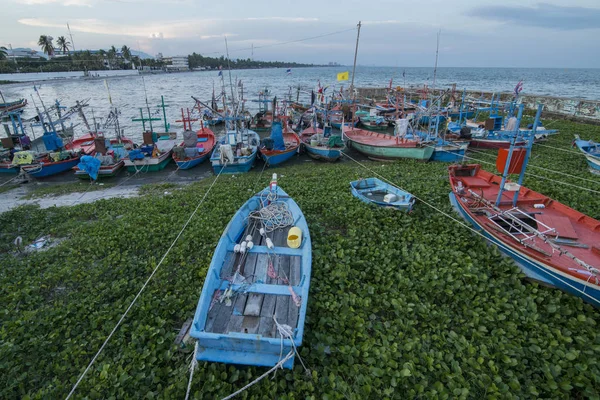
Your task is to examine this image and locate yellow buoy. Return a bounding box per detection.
[287,226,302,248]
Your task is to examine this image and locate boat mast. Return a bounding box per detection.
[141,75,154,133]
[349,21,361,95]
[495,103,524,207]
[511,104,543,206]
[34,87,57,133]
[432,30,440,100]
[224,36,239,136]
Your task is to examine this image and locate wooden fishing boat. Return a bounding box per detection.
[250,111,273,133]
[300,126,344,162]
[123,139,176,173]
[344,126,434,161]
[449,104,600,307]
[18,151,81,178]
[350,177,415,211]
[172,110,216,170]
[573,135,600,174]
[190,176,312,368]
[211,129,260,174]
[0,98,27,113]
[449,163,600,307]
[0,150,19,174]
[430,139,469,162]
[259,121,300,166]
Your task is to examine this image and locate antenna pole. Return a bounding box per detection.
[350,21,361,95]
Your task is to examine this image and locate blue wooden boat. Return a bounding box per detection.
[350,177,416,212]
[0,163,19,174]
[259,122,300,167]
[430,139,468,162]
[573,135,600,174]
[190,178,312,368]
[210,129,259,174]
[21,155,80,177]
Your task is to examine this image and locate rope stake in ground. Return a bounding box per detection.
[65,162,228,400]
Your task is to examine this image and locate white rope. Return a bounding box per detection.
[340,151,600,305]
[220,352,295,400]
[65,162,228,400]
[535,142,586,156]
[0,172,23,187]
[184,342,199,400]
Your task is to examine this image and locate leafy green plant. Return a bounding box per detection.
[0,118,599,399]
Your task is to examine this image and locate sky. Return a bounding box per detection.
[1,0,599,68]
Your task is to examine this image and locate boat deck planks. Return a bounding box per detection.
[205,226,301,338]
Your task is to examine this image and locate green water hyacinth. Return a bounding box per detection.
[0,119,599,399]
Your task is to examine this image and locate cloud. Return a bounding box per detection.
[19,0,93,6]
[468,3,600,30]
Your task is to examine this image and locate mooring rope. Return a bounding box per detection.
[340,151,600,306]
[65,162,228,400]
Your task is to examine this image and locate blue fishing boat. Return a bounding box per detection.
[259,121,300,167]
[190,175,312,368]
[573,135,600,174]
[301,127,345,162]
[430,139,468,162]
[211,129,260,174]
[350,177,416,212]
[21,155,80,177]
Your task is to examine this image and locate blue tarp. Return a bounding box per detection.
[77,155,101,180]
[270,121,285,151]
[128,149,146,160]
[42,132,64,151]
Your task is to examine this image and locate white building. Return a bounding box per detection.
[164,55,189,71]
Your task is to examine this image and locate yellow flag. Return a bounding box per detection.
[337,71,349,81]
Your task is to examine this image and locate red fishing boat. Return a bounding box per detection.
[449,105,600,307]
[172,108,216,170]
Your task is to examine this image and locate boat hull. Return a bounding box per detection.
[211,153,257,174]
[175,153,210,170]
[0,164,19,174]
[348,139,434,161]
[22,157,81,178]
[584,155,600,174]
[304,144,342,162]
[190,186,311,368]
[350,178,415,212]
[469,138,525,149]
[124,154,172,172]
[431,143,468,162]
[449,192,600,307]
[260,147,298,166]
[73,161,124,179]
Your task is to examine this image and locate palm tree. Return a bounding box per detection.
[56,36,71,54]
[107,45,117,69]
[0,47,7,60]
[121,45,131,61]
[38,35,55,57]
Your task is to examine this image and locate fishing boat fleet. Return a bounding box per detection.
[2,25,600,379]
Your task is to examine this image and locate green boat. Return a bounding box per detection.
[344,127,434,161]
[356,110,389,132]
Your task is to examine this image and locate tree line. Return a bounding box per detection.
[0,34,320,74]
[188,52,317,70]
